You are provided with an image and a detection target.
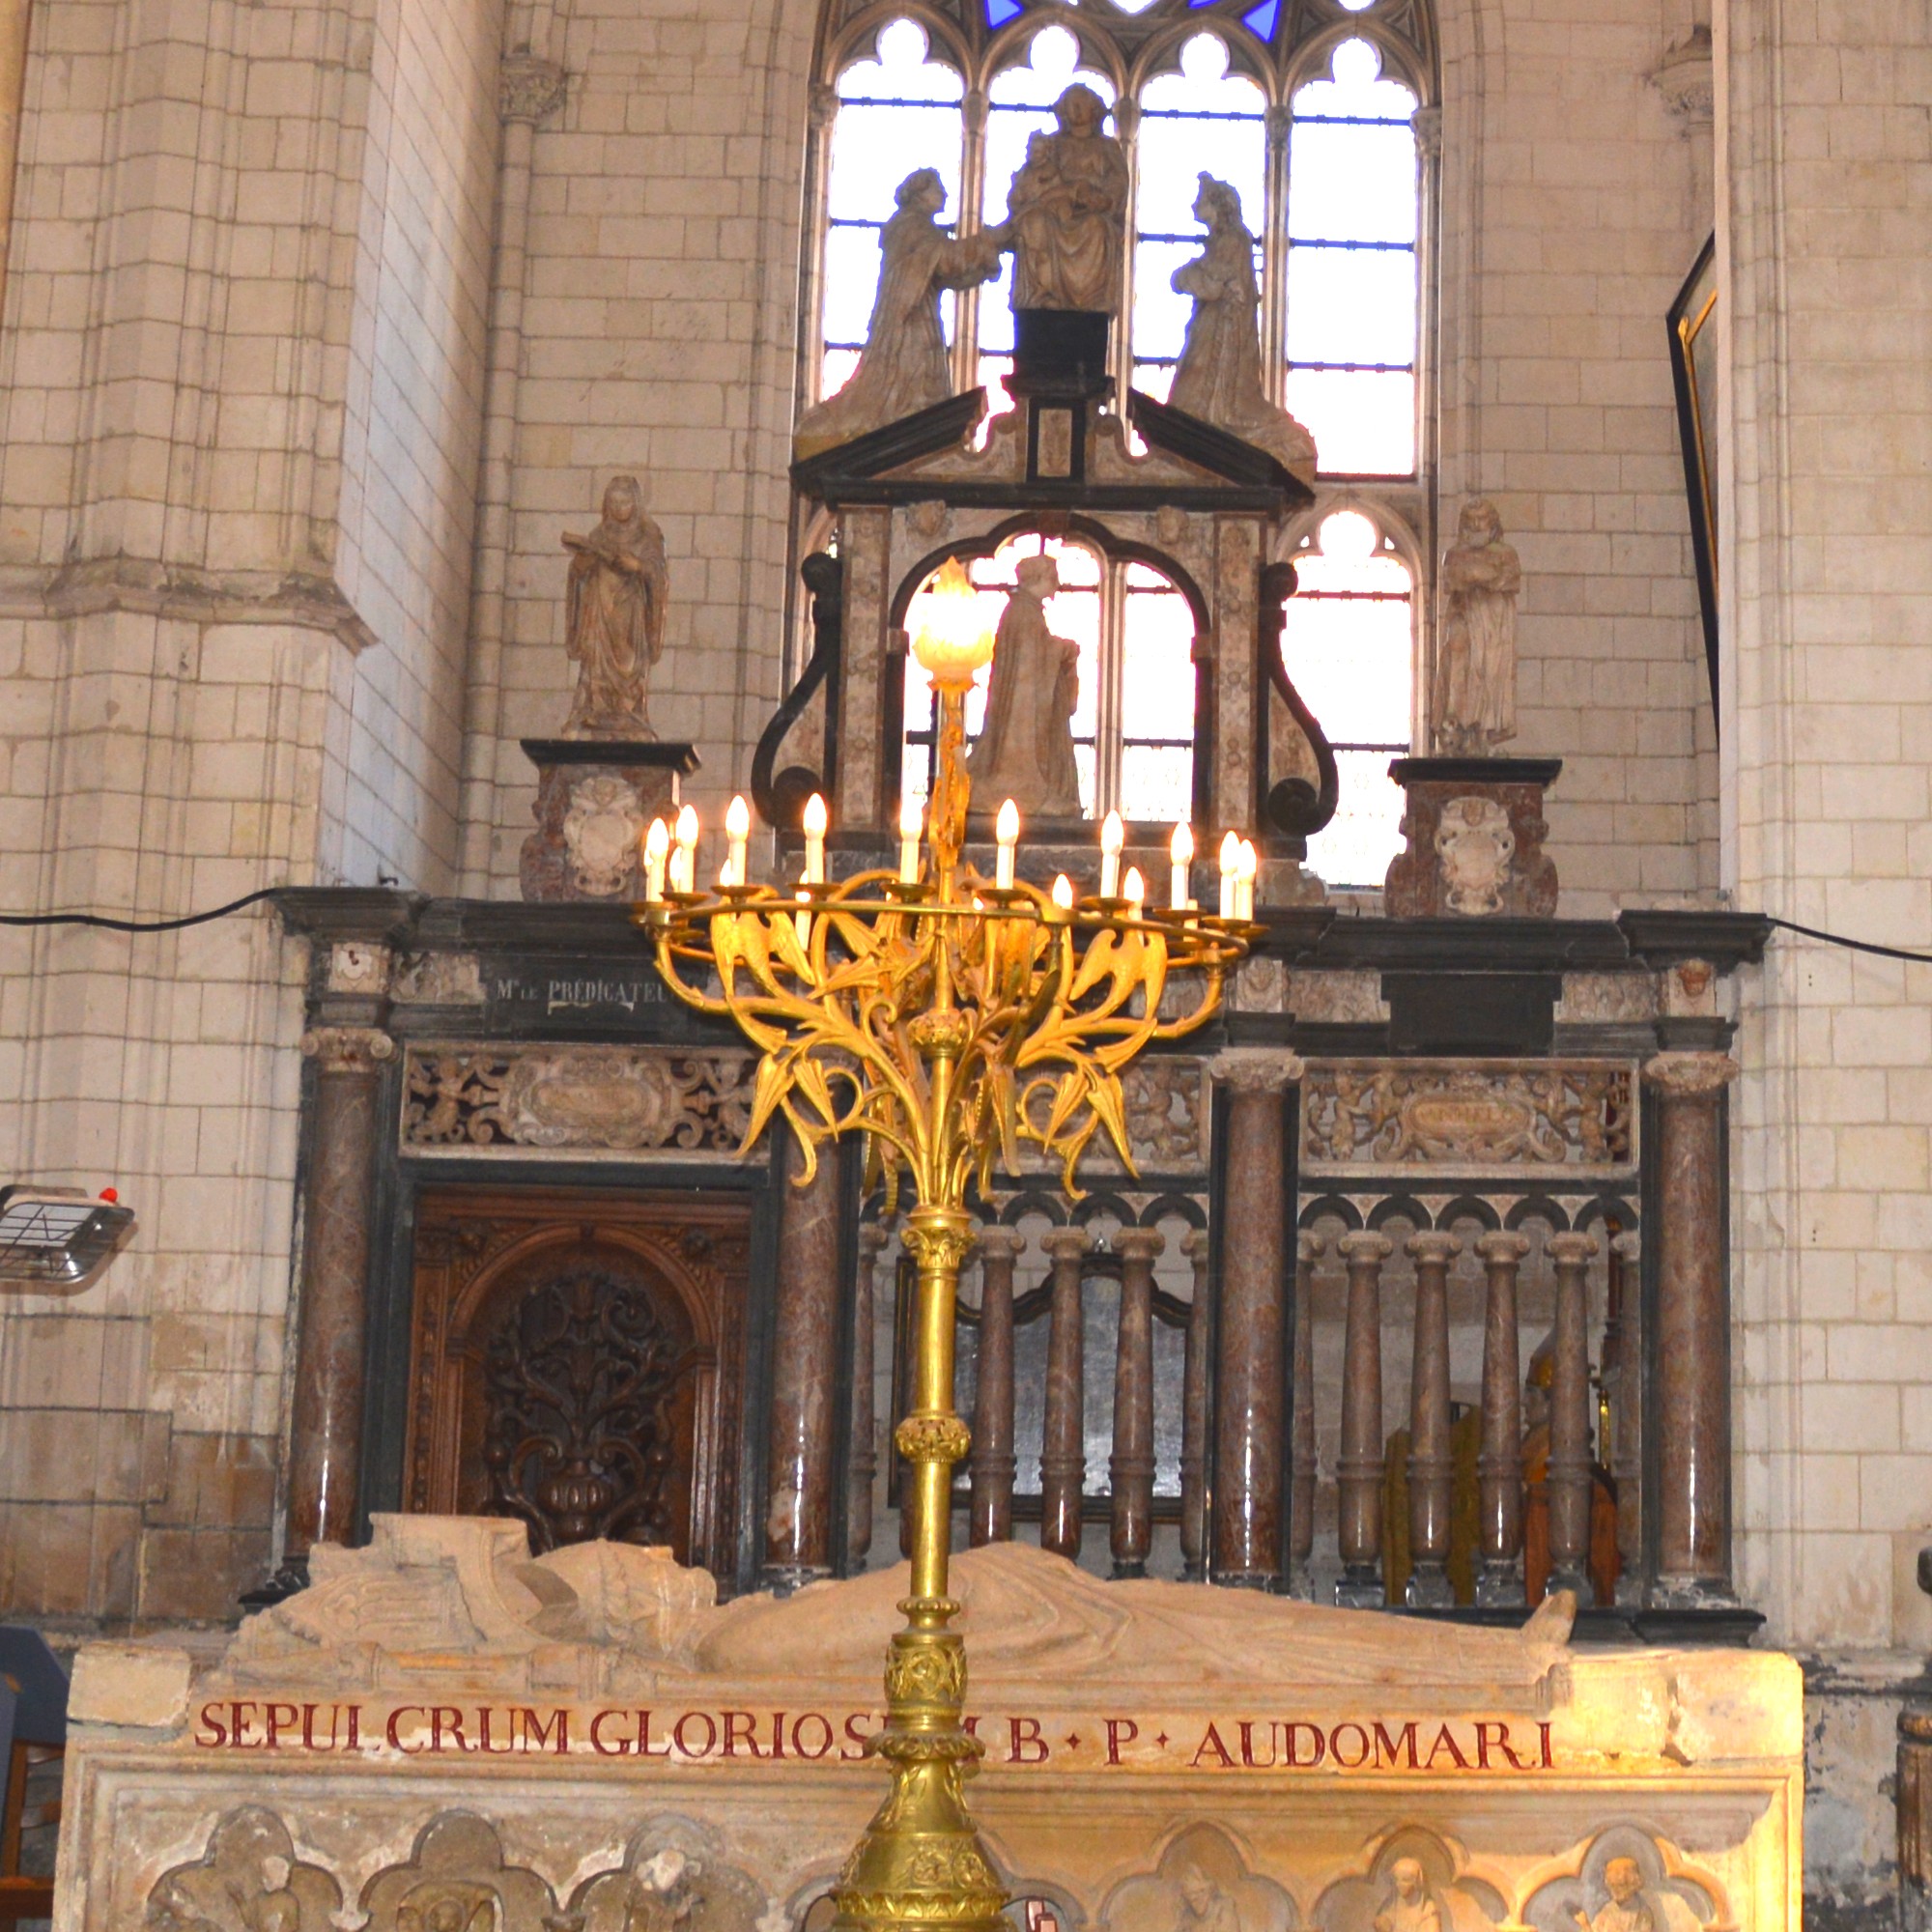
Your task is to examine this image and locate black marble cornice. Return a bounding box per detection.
[1616,908,1772,969]
[1261,913,1634,974]
[270,887,429,946]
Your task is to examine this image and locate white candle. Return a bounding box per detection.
[1122,866,1145,918]
[673,805,699,895]
[642,817,668,901]
[803,791,828,885]
[1236,838,1259,921]
[795,875,812,951]
[1051,872,1074,911]
[1169,820,1193,909]
[1218,831,1240,920]
[995,798,1019,890]
[898,793,923,884]
[1099,809,1124,898]
[724,794,750,888]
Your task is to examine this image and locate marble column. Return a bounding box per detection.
[970,1225,1025,1548]
[1475,1229,1531,1606]
[1545,1230,1599,1601]
[286,1026,395,1564]
[1404,1230,1460,1608]
[1644,1051,1740,1603]
[764,1134,845,1588]
[1610,1228,1645,1607]
[1038,1225,1093,1560]
[1209,1048,1300,1588]
[1335,1229,1392,1607]
[1288,1230,1323,1600]
[847,1224,888,1571]
[1179,1226,1213,1581]
[1109,1228,1164,1577]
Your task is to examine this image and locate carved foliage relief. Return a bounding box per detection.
[1300,1061,1637,1178]
[402,1047,757,1157]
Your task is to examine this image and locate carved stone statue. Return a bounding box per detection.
[793,168,1005,457]
[967,554,1083,819]
[1168,175,1317,483]
[1432,497,1521,754]
[561,474,668,738]
[1575,1859,1656,1932]
[147,1808,340,1932]
[1374,1860,1442,1932]
[1005,86,1130,313]
[1173,1864,1241,1932]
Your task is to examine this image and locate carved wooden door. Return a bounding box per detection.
[404,1187,750,1575]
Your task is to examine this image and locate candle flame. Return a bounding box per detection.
[803,792,829,838]
[675,805,699,849]
[1051,874,1074,909]
[1171,820,1193,864]
[996,799,1020,845]
[1219,830,1240,871]
[1100,810,1124,856]
[909,555,997,681]
[644,817,669,860]
[1122,866,1145,906]
[725,794,751,839]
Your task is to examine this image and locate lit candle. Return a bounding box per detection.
[724,794,750,888]
[642,817,668,901]
[803,791,828,885]
[898,793,923,884]
[1122,866,1145,918]
[1169,820,1194,909]
[1236,838,1259,921]
[1051,873,1074,911]
[1218,831,1240,919]
[995,798,1019,890]
[674,805,699,895]
[1099,809,1124,898]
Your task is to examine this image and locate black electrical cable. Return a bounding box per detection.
[0,887,283,933]
[1764,916,1932,967]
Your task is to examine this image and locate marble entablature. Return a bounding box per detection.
[59,1519,1797,1932]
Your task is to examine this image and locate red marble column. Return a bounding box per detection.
[1645,1050,1740,1603]
[1404,1229,1460,1607]
[1545,1230,1599,1601]
[970,1225,1025,1547]
[1610,1227,1645,1606]
[1475,1228,1531,1605]
[1335,1228,1392,1606]
[847,1223,887,1571]
[1209,1049,1300,1588]
[1179,1226,1212,1581]
[1289,1230,1324,1600]
[764,1134,845,1587]
[1038,1225,1093,1560]
[1109,1227,1164,1577]
[286,1025,394,1564]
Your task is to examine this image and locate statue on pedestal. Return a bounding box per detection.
[793,168,1006,458]
[1373,1860,1441,1932]
[968,554,1083,818]
[1431,498,1521,754]
[561,474,668,738]
[1169,175,1318,483]
[1005,86,1130,314]
[1574,1860,1656,1932]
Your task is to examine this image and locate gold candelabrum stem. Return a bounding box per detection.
[638,672,1251,1932]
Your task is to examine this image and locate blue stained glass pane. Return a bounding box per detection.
[986,0,1023,23]
[1242,0,1279,35]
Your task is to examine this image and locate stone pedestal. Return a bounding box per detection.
[519,739,699,902]
[1383,755,1561,916]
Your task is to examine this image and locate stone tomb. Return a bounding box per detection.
[64,1518,1798,1932]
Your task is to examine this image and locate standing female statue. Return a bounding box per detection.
[968,554,1084,819]
[793,168,1005,457]
[1005,85,1130,314]
[1432,498,1522,753]
[1168,175,1317,482]
[561,474,670,738]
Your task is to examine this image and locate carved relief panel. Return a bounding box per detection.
[405,1188,751,1572]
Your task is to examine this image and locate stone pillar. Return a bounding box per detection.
[1545,1230,1599,1602]
[1038,1226,1093,1560]
[1404,1230,1460,1608]
[1209,1048,1300,1588]
[970,1226,1025,1548]
[1901,1707,1932,1932]
[847,1224,888,1571]
[1179,1226,1213,1581]
[1288,1230,1323,1601]
[1475,1229,1531,1605]
[286,1026,395,1565]
[1610,1228,1644,1607]
[764,1135,844,1588]
[1109,1228,1164,1577]
[1644,1051,1740,1603]
[1335,1229,1392,1607]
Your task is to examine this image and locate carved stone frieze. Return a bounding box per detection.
[1301,1060,1637,1176]
[401,1045,757,1155]
[498,54,566,125]
[359,1813,555,1932]
[392,951,486,1006]
[1556,974,1659,1026]
[147,1807,341,1932]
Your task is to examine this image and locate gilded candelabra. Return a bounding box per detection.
[637,560,1255,1932]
